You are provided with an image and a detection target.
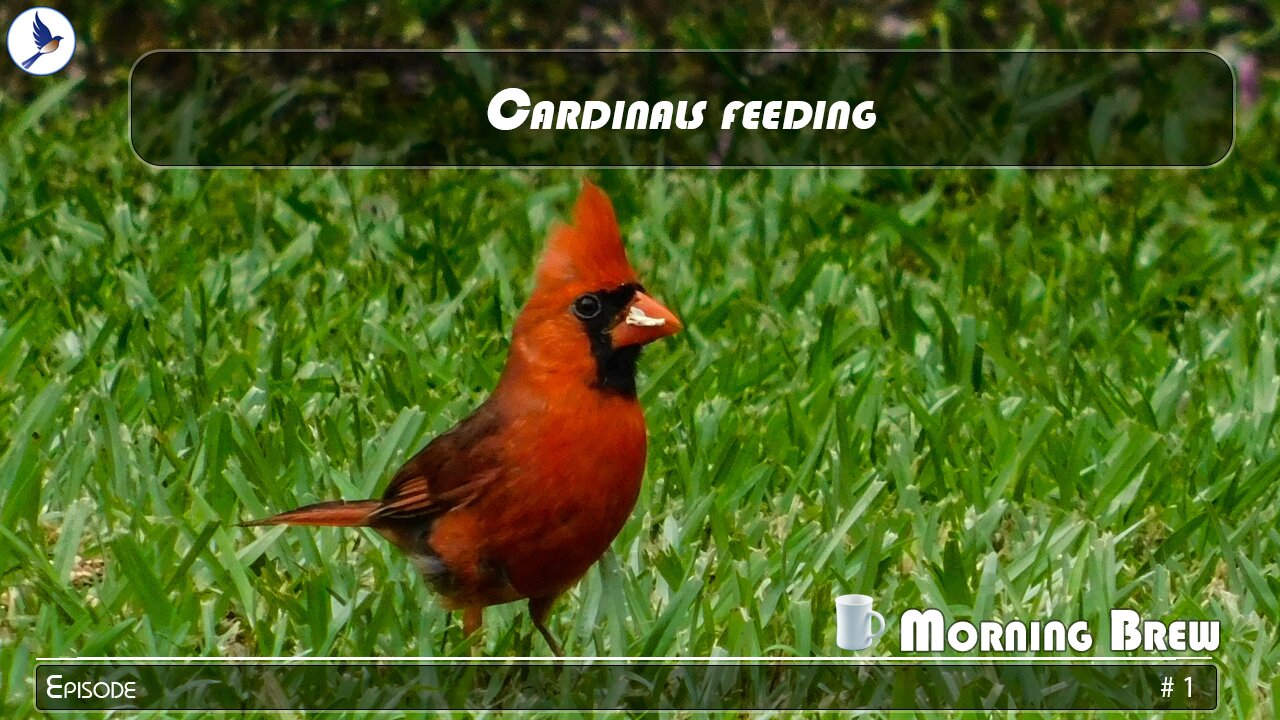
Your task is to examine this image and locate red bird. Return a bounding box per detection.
[245,181,681,655]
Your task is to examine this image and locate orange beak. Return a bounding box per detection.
[610,291,682,348]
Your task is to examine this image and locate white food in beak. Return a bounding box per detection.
[624,305,667,327]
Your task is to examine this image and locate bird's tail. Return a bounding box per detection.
[21,52,41,69]
[241,500,380,527]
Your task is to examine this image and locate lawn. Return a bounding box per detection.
[2,77,1279,718]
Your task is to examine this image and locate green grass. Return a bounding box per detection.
[2,80,1279,719]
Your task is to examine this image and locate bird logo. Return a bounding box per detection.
[21,13,61,70]
[6,8,75,76]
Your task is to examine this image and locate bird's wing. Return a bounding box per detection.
[31,13,53,48]
[371,403,505,522]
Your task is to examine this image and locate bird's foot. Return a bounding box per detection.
[534,622,564,657]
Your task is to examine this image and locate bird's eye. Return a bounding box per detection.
[571,293,602,320]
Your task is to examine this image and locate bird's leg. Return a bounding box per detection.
[461,606,484,654]
[528,595,563,657]
[462,606,483,636]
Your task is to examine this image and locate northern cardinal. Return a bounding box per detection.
[244,181,681,655]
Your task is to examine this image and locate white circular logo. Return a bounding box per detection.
[7,7,75,76]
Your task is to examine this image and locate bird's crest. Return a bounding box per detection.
[534,181,637,292]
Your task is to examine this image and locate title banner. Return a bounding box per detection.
[129,50,1234,168]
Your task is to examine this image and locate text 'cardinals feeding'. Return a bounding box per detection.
[243,181,682,655]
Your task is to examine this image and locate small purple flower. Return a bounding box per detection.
[1174,0,1202,24]
[879,14,922,40]
[770,27,799,52]
[1238,54,1260,106]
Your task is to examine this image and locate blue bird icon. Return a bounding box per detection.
[20,12,63,70]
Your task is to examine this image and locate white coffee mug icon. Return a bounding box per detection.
[836,594,886,651]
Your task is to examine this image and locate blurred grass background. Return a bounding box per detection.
[2,1,1279,718]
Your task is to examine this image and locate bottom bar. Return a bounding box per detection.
[35,660,1217,712]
